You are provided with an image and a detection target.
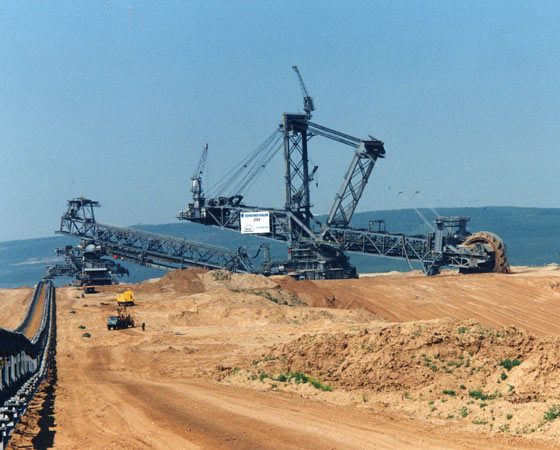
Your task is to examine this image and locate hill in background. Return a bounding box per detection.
[1,206,559,288]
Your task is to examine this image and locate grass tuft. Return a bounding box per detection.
[543,405,560,422]
[469,389,493,401]
[499,359,522,371]
[273,371,333,392]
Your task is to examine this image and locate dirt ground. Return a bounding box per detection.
[5,266,560,449]
[0,286,34,330]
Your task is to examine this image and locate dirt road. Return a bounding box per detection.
[6,267,560,449]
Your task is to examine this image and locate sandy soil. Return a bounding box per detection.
[6,266,560,449]
[276,264,560,336]
[0,286,34,330]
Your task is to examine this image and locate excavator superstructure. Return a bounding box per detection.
[178,68,509,279]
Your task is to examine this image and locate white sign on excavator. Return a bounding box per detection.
[240,211,270,234]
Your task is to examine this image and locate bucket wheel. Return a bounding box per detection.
[460,232,510,274]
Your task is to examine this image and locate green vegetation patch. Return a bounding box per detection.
[469,389,493,401]
[261,371,333,392]
[499,359,522,371]
[543,405,560,422]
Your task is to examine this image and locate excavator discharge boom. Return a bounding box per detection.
[56,197,256,275]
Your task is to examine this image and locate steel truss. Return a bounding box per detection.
[45,244,128,285]
[329,224,494,275]
[56,198,255,273]
[179,113,504,277]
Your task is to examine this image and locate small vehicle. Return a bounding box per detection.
[117,290,135,306]
[84,285,96,294]
[107,316,120,330]
[107,309,135,330]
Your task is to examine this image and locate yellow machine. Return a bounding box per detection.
[117,290,135,306]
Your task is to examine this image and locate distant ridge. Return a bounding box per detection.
[1,206,559,288]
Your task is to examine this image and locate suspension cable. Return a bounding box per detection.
[376,169,436,232]
[208,129,281,198]
[234,134,283,196]
[208,130,279,196]
[385,158,440,218]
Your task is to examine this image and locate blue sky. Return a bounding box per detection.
[1,1,559,241]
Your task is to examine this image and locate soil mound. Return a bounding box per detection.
[273,276,343,308]
[133,269,277,296]
[200,270,278,290]
[134,268,206,295]
[225,317,560,438]
[251,317,540,395]
[166,289,376,328]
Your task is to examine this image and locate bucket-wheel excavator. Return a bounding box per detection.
[178,67,509,279]
[53,67,508,281]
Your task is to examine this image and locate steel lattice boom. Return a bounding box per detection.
[56,197,256,273]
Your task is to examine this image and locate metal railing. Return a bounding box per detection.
[0,281,57,449]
